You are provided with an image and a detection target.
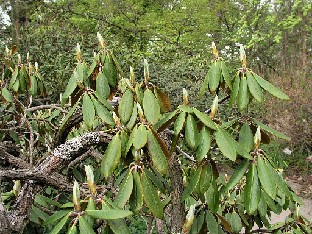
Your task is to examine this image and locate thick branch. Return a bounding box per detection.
[0,147,29,169]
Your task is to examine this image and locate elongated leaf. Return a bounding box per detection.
[86,209,132,220]
[193,108,217,130]
[1,87,13,102]
[82,94,95,128]
[252,118,290,140]
[206,211,219,234]
[101,134,121,178]
[96,71,110,100]
[114,171,133,208]
[246,71,263,102]
[154,110,177,132]
[141,172,164,218]
[174,111,186,136]
[226,212,242,234]
[238,76,249,110]
[206,180,219,212]
[146,130,168,175]
[92,97,114,126]
[85,197,96,226]
[9,67,18,88]
[209,60,221,92]
[143,89,161,124]
[239,122,254,152]
[221,61,232,89]
[244,163,260,214]
[67,224,78,234]
[257,157,277,200]
[103,55,117,87]
[199,164,212,194]
[29,75,37,96]
[62,74,77,104]
[268,165,292,197]
[182,167,202,201]
[43,210,71,225]
[185,114,199,149]
[253,73,289,100]
[229,75,240,106]
[145,168,166,194]
[118,90,134,124]
[129,171,143,212]
[49,213,69,234]
[59,96,81,131]
[258,191,268,217]
[215,128,237,161]
[154,86,171,112]
[78,216,95,234]
[199,70,210,97]
[35,194,62,208]
[108,219,131,234]
[126,104,138,130]
[224,160,249,193]
[132,124,148,150]
[196,127,211,161]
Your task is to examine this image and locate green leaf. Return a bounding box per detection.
[67,224,78,234]
[239,122,254,152]
[143,89,161,124]
[103,54,117,87]
[229,75,240,107]
[9,67,19,88]
[118,90,134,124]
[146,130,168,175]
[62,74,78,104]
[49,213,69,234]
[126,104,138,130]
[268,165,292,197]
[107,219,131,234]
[144,168,166,194]
[82,93,95,128]
[193,108,217,130]
[59,97,81,131]
[92,97,114,126]
[199,71,209,97]
[85,197,96,226]
[253,73,289,100]
[96,71,110,100]
[129,170,143,212]
[226,212,242,234]
[101,134,122,179]
[174,111,186,136]
[224,160,249,193]
[1,87,13,102]
[154,110,178,132]
[196,127,211,161]
[35,194,62,208]
[185,114,199,149]
[141,171,164,218]
[258,191,268,217]
[78,216,95,234]
[246,71,263,102]
[257,157,277,200]
[221,61,232,89]
[238,76,249,110]
[182,166,202,201]
[252,119,290,140]
[206,180,219,212]
[132,124,148,150]
[43,210,71,225]
[209,60,221,92]
[244,163,260,214]
[215,128,237,161]
[206,211,219,234]
[198,164,212,194]
[114,170,133,208]
[29,75,37,96]
[86,209,132,220]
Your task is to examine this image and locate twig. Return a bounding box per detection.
[176,146,196,162]
[68,148,93,169]
[26,104,68,114]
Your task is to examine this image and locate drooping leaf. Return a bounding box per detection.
[1,87,13,102]
[91,96,114,126]
[107,219,131,234]
[146,130,168,175]
[43,210,71,226]
[86,209,132,220]
[206,210,219,234]
[132,124,148,150]
[199,71,209,97]
[229,75,240,107]
[196,127,211,161]
[193,108,217,130]
[215,128,237,161]
[85,197,96,226]
[114,170,133,208]
[226,212,242,234]
[244,163,260,214]
[9,67,18,88]
[246,71,263,102]
[185,114,199,149]
[239,122,254,152]
[253,73,289,100]
[67,224,78,234]
[206,180,219,212]
[49,213,69,234]
[96,71,110,100]
[174,111,186,136]
[141,171,164,218]
[208,60,221,93]
[144,168,167,194]
[198,164,212,194]
[118,90,134,124]
[154,110,178,132]
[257,156,277,200]
[78,215,95,234]
[252,118,290,140]
[29,75,37,96]
[82,93,95,128]
[62,74,78,104]
[154,86,171,112]
[143,89,161,124]
[182,166,202,201]
[126,104,138,130]
[238,76,249,110]
[221,61,232,89]
[101,134,122,178]
[59,96,81,131]
[129,170,143,212]
[103,54,117,87]
[224,160,249,193]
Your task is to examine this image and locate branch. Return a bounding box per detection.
[0,147,29,169]
[26,104,68,114]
